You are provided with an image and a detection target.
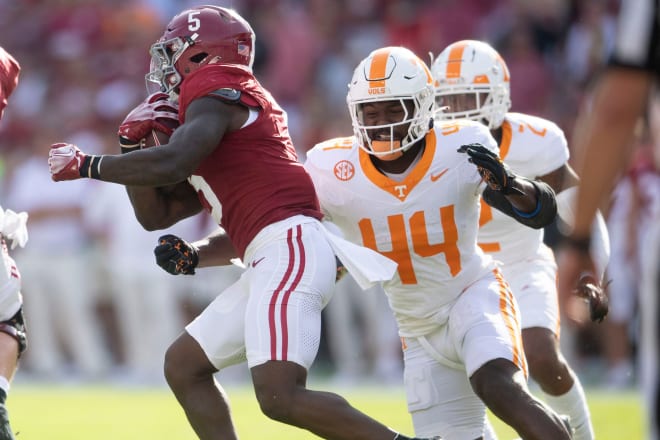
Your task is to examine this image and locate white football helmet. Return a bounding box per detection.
[431,40,511,129]
[347,46,435,160]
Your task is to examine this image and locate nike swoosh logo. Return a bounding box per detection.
[430,168,449,182]
[251,257,265,268]
[52,147,75,157]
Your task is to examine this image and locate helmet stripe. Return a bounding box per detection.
[367,48,391,88]
[417,58,434,84]
[446,41,468,79]
[496,53,510,81]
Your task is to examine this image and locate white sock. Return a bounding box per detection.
[542,374,594,440]
[0,376,9,403]
[0,376,10,395]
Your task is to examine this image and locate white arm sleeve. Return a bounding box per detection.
[556,186,611,280]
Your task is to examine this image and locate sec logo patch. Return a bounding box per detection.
[333,160,355,181]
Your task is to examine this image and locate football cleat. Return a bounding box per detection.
[0,404,16,440]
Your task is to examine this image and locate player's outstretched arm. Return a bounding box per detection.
[458,143,557,229]
[117,93,203,229]
[48,97,238,186]
[154,229,237,275]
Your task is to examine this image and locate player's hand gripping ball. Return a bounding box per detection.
[154,234,199,275]
[118,92,179,153]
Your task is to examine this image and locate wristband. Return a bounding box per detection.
[511,198,542,218]
[119,136,142,154]
[561,234,591,254]
[120,145,140,154]
[79,155,103,179]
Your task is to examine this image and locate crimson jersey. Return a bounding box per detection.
[178,64,322,258]
[0,46,20,120]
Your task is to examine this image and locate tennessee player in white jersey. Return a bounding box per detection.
[309,121,500,336]
[305,46,571,440]
[432,40,611,440]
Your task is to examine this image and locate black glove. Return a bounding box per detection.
[154,234,199,275]
[575,274,610,323]
[458,143,522,195]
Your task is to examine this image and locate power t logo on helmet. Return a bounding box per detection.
[347,46,435,161]
[145,5,255,100]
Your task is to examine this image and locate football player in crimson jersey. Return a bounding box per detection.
[0,46,27,440]
[47,6,430,440]
[432,40,611,440]
[303,47,571,439]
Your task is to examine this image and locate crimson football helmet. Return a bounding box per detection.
[146,5,255,99]
[431,40,511,129]
[347,46,435,160]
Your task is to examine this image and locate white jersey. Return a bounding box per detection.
[305,120,499,336]
[477,112,569,265]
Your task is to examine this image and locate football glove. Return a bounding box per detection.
[118,92,179,153]
[575,273,609,323]
[48,142,99,181]
[458,143,523,195]
[154,234,199,275]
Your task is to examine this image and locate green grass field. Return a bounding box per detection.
[7,383,644,439]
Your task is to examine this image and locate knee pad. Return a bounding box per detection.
[0,308,27,356]
[405,360,486,439]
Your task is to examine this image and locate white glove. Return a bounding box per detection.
[0,208,28,249]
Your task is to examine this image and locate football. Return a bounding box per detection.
[143,129,170,148]
[142,118,178,148]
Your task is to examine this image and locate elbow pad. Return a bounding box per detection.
[556,186,611,279]
[483,179,557,229]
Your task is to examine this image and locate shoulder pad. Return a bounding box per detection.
[210,88,242,103]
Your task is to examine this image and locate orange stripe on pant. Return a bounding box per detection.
[493,269,528,377]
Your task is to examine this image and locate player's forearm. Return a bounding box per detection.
[571,69,652,237]
[99,149,191,186]
[484,179,556,229]
[504,177,538,212]
[193,230,237,267]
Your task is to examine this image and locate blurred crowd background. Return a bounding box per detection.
[0,0,656,393]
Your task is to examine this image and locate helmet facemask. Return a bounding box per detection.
[144,6,256,102]
[347,47,435,161]
[434,82,509,129]
[350,96,431,161]
[146,35,199,101]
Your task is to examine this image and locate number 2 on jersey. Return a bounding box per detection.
[358,205,461,284]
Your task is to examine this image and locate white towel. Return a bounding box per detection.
[0,207,28,249]
[320,222,397,290]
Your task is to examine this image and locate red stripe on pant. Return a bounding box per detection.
[268,225,305,361]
